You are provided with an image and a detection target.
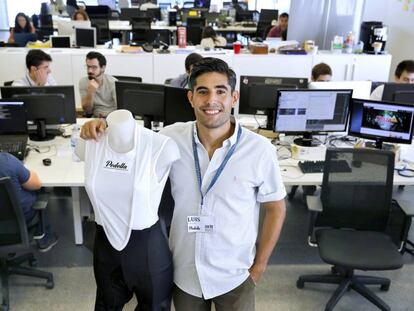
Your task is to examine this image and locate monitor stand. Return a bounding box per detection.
[365,138,394,150]
[262,109,274,131]
[29,119,55,141]
[293,133,321,147]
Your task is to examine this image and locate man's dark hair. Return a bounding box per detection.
[395,60,414,78]
[189,57,237,92]
[86,51,107,67]
[185,53,203,72]
[311,63,332,80]
[280,12,289,19]
[26,49,52,70]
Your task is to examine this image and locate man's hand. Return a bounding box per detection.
[34,67,48,86]
[248,262,266,285]
[80,119,107,140]
[87,79,99,94]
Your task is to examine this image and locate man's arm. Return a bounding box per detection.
[80,79,99,114]
[22,170,42,191]
[249,199,286,283]
[80,118,107,140]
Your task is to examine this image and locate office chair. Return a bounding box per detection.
[3,81,13,87]
[113,76,142,83]
[297,148,409,311]
[0,177,54,311]
[131,17,152,44]
[91,17,111,44]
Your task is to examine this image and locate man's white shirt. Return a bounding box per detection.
[160,119,286,299]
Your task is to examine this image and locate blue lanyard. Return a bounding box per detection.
[192,124,242,208]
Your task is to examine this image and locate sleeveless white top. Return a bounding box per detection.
[84,126,178,250]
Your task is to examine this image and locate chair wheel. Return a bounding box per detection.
[380,284,390,291]
[29,258,38,267]
[46,279,54,289]
[296,279,305,289]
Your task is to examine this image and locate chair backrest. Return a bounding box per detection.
[91,17,111,43]
[0,177,30,254]
[113,76,142,83]
[4,81,13,86]
[318,148,395,232]
[131,17,152,30]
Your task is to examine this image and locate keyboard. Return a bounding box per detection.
[298,160,352,174]
[0,141,26,160]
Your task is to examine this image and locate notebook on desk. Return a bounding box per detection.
[0,100,28,161]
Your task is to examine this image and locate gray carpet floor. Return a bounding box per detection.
[4,186,414,310]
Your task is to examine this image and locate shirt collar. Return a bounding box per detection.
[192,116,240,147]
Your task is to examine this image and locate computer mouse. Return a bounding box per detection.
[142,43,154,53]
[43,158,52,166]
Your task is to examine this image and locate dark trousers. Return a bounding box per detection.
[94,222,173,311]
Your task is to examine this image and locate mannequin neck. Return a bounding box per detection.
[107,111,136,153]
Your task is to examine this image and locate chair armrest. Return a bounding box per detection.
[306,195,323,212]
[396,199,414,217]
[32,200,47,210]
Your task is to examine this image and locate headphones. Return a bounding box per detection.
[395,164,414,177]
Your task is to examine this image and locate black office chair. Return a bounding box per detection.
[3,81,13,87]
[91,17,111,44]
[146,29,172,47]
[131,17,152,44]
[0,177,54,311]
[297,148,409,311]
[113,76,142,83]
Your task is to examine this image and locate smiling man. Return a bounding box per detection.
[80,57,287,311]
[79,51,117,117]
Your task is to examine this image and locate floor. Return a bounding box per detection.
[4,186,414,311]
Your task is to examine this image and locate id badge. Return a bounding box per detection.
[187,215,215,233]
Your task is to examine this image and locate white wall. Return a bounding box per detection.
[362,0,414,80]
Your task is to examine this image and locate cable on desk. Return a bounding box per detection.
[327,135,357,148]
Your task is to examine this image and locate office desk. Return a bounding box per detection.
[25,126,414,245]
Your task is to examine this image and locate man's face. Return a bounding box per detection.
[395,70,414,84]
[315,74,332,82]
[188,72,238,130]
[30,61,52,83]
[279,17,288,31]
[86,58,105,80]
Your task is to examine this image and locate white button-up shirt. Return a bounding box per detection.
[160,119,286,299]
[12,74,57,87]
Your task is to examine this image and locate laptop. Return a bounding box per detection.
[50,35,71,48]
[0,100,28,161]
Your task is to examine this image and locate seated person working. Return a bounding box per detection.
[267,12,288,40]
[169,52,203,88]
[8,13,36,45]
[79,51,117,118]
[13,50,57,86]
[200,27,227,49]
[311,63,332,82]
[72,9,90,21]
[0,152,58,252]
[371,60,414,100]
[140,0,157,10]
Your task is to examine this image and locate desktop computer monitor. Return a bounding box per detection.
[274,89,352,146]
[259,9,278,22]
[348,98,414,149]
[116,81,165,129]
[0,100,27,134]
[120,8,141,20]
[0,86,76,141]
[85,5,111,18]
[308,81,372,100]
[381,83,414,104]
[147,8,162,21]
[57,20,91,46]
[194,0,211,9]
[75,27,97,48]
[164,86,196,126]
[238,75,308,129]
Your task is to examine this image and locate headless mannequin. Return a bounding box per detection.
[76,109,135,160]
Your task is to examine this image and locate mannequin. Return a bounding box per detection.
[76,109,179,311]
[75,109,134,159]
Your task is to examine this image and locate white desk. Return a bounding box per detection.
[24,124,414,245]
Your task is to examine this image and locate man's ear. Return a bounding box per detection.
[231,90,239,108]
[187,90,195,108]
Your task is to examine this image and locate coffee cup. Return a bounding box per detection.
[233,41,241,54]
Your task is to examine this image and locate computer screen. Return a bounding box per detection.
[116,81,165,129]
[0,86,76,141]
[0,100,26,134]
[57,20,92,35]
[275,89,352,146]
[164,86,195,126]
[147,8,162,21]
[75,27,96,48]
[194,0,211,9]
[239,75,308,129]
[51,36,71,48]
[85,5,111,17]
[382,83,414,104]
[348,98,414,148]
[259,9,278,22]
[308,81,372,100]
